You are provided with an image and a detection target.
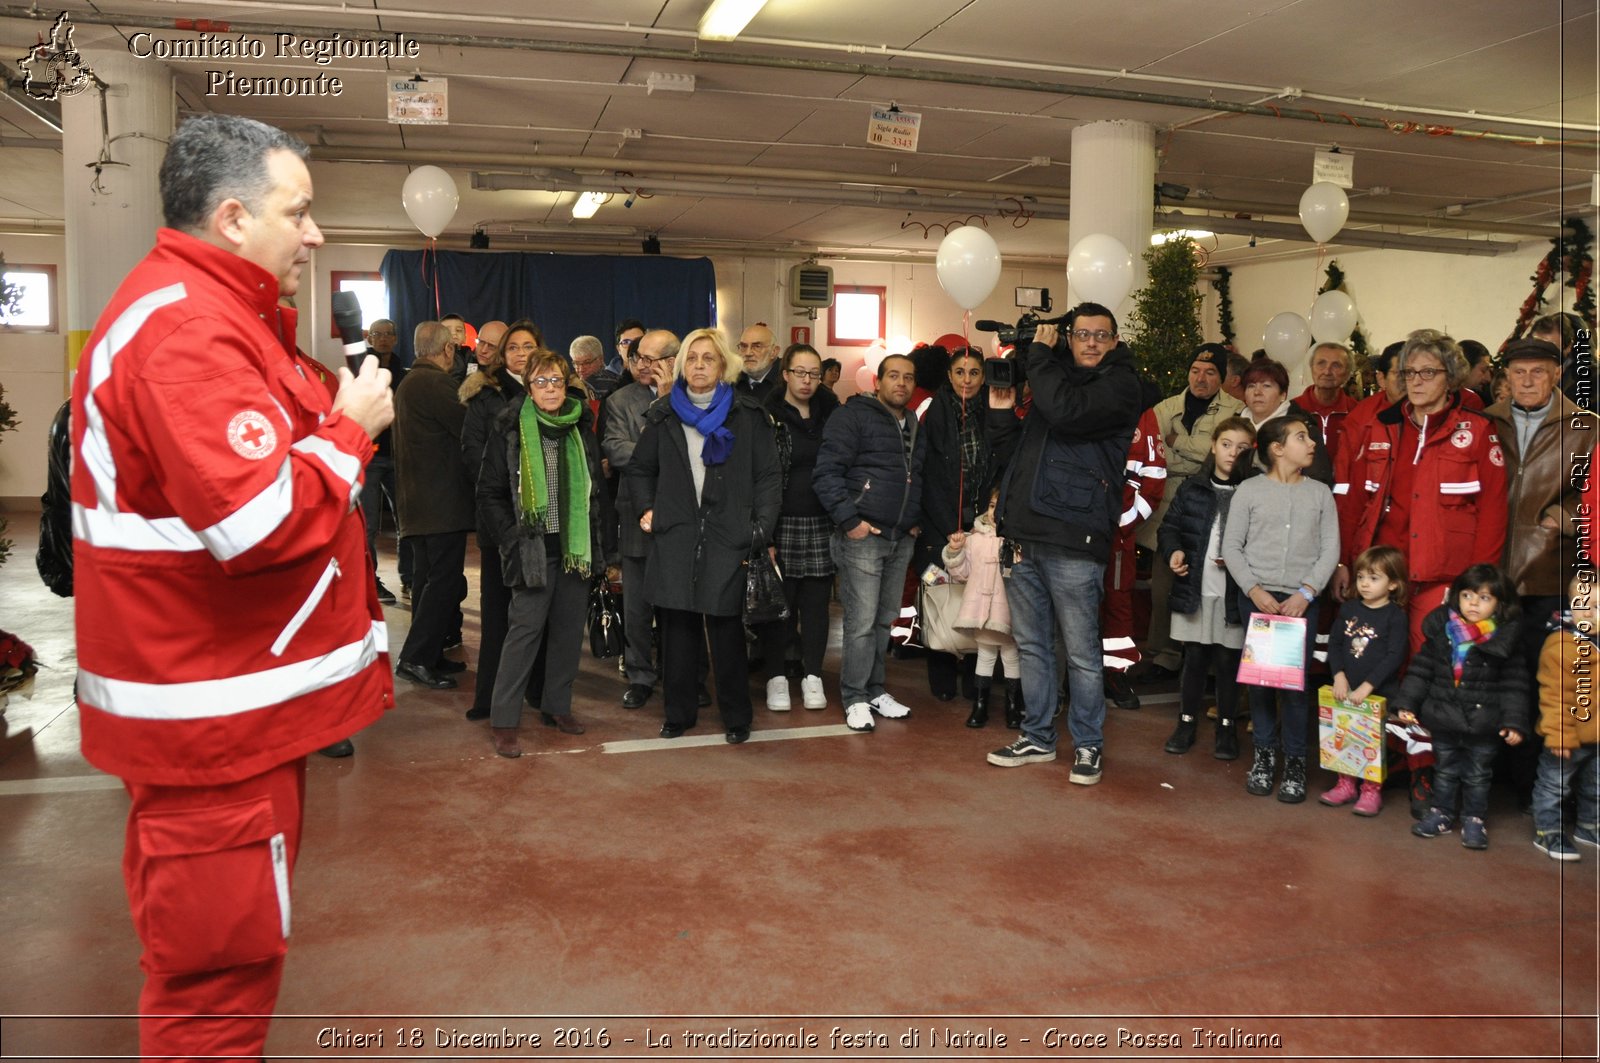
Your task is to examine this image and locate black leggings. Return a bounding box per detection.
[1180,641,1241,721]
[758,576,833,679]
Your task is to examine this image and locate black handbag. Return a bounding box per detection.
[744,549,790,626]
[588,575,625,659]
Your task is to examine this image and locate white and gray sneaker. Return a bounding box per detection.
[800,675,827,710]
[871,692,911,719]
[765,676,791,711]
[845,702,876,732]
[986,737,1056,767]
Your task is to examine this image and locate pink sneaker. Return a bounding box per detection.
[1352,781,1383,817]
[1319,775,1359,806]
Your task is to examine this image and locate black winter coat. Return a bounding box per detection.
[762,384,838,517]
[476,394,611,591]
[36,400,73,597]
[1155,456,1256,624]
[813,394,928,539]
[1394,606,1531,737]
[460,367,523,536]
[920,386,1002,542]
[631,392,781,616]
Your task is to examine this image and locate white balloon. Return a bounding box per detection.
[1066,233,1135,309]
[935,226,1002,311]
[1263,311,1313,364]
[1309,289,1358,343]
[401,165,459,238]
[1298,182,1349,244]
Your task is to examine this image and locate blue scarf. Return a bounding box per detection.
[670,379,736,465]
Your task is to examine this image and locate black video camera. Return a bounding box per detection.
[975,311,1072,388]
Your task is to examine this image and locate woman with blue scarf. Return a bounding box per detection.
[632,328,781,743]
[477,349,612,758]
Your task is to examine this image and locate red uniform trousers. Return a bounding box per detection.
[122,756,306,1061]
[1100,535,1141,672]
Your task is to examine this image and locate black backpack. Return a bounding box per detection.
[36,400,72,597]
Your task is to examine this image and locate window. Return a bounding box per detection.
[330,271,388,338]
[827,285,886,347]
[0,263,58,332]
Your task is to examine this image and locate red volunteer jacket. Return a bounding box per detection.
[1295,385,1358,464]
[71,230,393,786]
[1336,394,1509,581]
[1117,407,1167,538]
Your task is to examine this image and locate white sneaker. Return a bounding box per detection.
[800,675,827,710]
[765,676,791,711]
[845,702,875,732]
[871,692,911,719]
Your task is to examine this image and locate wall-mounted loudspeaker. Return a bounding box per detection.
[788,263,833,308]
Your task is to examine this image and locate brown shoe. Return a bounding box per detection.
[491,727,522,758]
[541,711,586,735]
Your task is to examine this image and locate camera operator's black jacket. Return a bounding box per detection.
[989,339,1142,563]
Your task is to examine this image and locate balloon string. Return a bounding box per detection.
[956,308,972,533]
[1314,243,1327,296]
[431,237,442,320]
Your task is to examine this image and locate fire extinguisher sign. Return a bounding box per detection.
[791,326,811,345]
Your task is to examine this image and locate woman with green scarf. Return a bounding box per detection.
[477,349,611,758]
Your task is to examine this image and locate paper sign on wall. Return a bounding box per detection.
[1313,149,1354,189]
[389,79,448,124]
[868,107,921,153]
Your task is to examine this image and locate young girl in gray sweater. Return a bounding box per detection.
[1221,415,1340,803]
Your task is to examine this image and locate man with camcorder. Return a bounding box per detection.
[982,303,1143,784]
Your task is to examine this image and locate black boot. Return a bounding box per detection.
[1164,714,1198,754]
[1278,754,1308,803]
[966,677,991,728]
[1105,669,1140,709]
[1213,718,1240,761]
[1004,678,1024,730]
[1245,745,1278,796]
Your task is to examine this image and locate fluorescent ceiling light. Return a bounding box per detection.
[571,191,606,219]
[1150,228,1214,245]
[698,0,769,41]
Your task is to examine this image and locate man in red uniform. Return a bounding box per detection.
[1101,405,1166,708]
[70,115,395,1058]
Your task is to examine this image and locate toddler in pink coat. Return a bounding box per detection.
[942,489,1022,729]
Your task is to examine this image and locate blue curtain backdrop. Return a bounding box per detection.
[379,249,717,365]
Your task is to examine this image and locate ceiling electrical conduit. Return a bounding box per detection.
[1,4,1590,141]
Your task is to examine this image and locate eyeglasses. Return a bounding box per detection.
[529,376,566,389]
[785,368,821,381]
[368,330,396,338]
[640,353,676,365]
[737,342,771,352]
[1399,367,1445,382]
[1070,329,1115,343]
[617,336,638,347]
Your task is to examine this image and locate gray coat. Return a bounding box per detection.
[602,381,660,558]
[629,393,781,616]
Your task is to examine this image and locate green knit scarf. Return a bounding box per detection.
[517,395,591,575]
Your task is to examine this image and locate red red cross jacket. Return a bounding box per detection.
[70,230,393,786]
[1336,394,1509,581]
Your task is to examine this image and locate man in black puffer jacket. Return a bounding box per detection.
[983,303,1143,785]
[814,354,928,733]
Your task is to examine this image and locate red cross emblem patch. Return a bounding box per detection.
[227,410,277,460]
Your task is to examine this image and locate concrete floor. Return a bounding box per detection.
[0,512,1595,1061]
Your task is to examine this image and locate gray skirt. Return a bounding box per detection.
[1170,595,1245,650]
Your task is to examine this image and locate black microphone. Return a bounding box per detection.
[973,320,1008,332]
[331,291,365,356]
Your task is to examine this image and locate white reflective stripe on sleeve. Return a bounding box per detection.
[1102,654,1137,670]
[1438,480,1481,494]
[72,502,206,552]
[80,283,189,512]
[1103,637,1136,651]
[1331,483,1350,495]
[196,460,295,561]
[292,434,364,509]
[78,619,386,720]
[1142,466,1168,480]
[1364,480,1381,492]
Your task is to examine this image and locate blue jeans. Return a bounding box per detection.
[1532,744,1600,835]
[1238,589,1319,757]
[1008,542,1106,752]
[1431,730,1501,820]
[834,532,915,707]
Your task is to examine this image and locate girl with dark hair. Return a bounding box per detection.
[758,343,840,711]
[1221,415,1340,802]
[1397,564,1529,850]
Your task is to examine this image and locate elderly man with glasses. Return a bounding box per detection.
[735,322,783,400]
